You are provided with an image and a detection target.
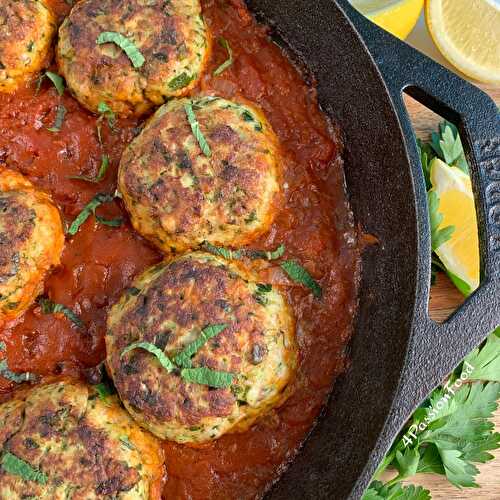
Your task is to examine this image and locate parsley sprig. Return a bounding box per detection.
[121,324,235,388]
[464,329,500,383]
[363,121,499,499]
[363,481,430,500]
[363,337,500,499]
[420,121,472,296]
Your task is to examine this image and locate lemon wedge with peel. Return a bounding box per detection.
[426,0,500,84]
[351,0,424,39]
[430,158,479,293]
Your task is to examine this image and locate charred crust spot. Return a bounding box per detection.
[160,27,177,46]
[154,330,172,350]
[0,193,36,283]
[96,461,139,495]
[152,137,172,164]
[210,124,238,143]
[23,437,39,449]
[250,343,268,365]
[176,150,192,170]
[220,160,239,182]
[206,389,234,416]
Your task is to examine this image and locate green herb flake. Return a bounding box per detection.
[121,341,176,372]
[46,71,65,96]
[174,324,227,368]
[97,101,116,129]
[94,381,115,401]
[70,154,110,183]
[431,121,468,174]
[242,110,254,122]
[213,37,233,76]
[96,31,145,68]
[247,244,285,261]
[202,242,241,260]
[36,71,65,96]
[428,190,455,251]
[1,452,48,484]
[244,210,257,224]
[67,193,115,236]
[180,367,234,388]
[447,269,472,297]
[38,297,84,329]
[184,101,211,157]
[267,244,285,260]
[47,104,67,133]
[168,72,194,91]
[0,359,35,383]
[119,436,136,451]
[95,214,123,227]
[281,260,322,298]
[253,283,272,306]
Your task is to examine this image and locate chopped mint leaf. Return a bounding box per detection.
[180,366,234,388]
[121,341,176,372]
[96,31,145,68]
[281,260,322,298]
[174,324,227,368]
[1,452,47,484]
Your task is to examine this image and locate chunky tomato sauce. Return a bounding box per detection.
[0,0,360,498]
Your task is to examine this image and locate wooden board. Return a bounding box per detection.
[378,85,500,498]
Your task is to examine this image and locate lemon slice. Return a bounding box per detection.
[351,0,424,39]
[426,0,500,84]
[430,158,480,292]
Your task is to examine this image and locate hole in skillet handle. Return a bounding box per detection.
[335,1,500,498]
[402,96,473,324]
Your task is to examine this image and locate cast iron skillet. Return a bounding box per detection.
[242,0,500,498]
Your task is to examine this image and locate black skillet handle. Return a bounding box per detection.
[336,1,500,409]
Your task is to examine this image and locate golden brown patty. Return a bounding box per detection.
[0,168,64,324]
[118,96,283,254]
[106,252,297,444]
[0,379,164,499]
[0,0,56,93]
[57,0,210,116]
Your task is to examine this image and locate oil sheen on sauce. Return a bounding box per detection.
[0,0,360,498]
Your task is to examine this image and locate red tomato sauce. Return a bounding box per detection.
[0,0,360,498]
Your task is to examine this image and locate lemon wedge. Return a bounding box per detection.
[430,158,480,292]
[351,0,424,39]
[426,0,500,84]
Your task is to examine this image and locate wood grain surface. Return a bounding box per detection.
[379,85,500,499]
